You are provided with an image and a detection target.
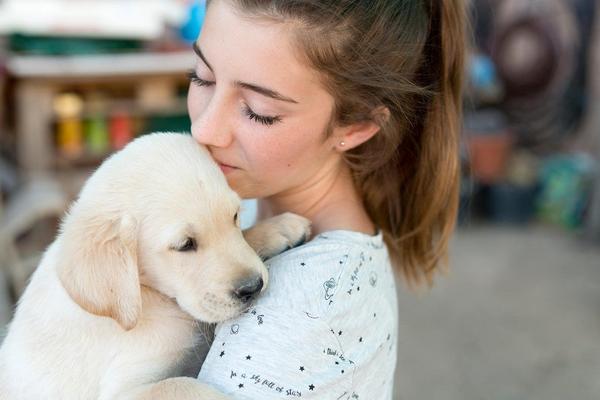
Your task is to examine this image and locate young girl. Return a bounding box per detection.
[187,0,466,398]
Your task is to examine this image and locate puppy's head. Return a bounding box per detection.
[57,133,267,330]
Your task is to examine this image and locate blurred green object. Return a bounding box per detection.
[142,114,190,136]
[9,34,142,55]
[536,154,596,229]
[86,116,110,156]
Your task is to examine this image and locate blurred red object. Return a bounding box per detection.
[109,111,133,150]
[465,110,514,184]
[469,133,514,184]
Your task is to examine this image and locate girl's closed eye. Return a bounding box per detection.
[187,70,213,87]
[187,70,282,127]
[242,105,282,126]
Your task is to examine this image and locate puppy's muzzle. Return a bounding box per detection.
[232,276,264,303]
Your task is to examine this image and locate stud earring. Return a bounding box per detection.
[339,141,345,147]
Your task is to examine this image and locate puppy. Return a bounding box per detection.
[0,132,310,400]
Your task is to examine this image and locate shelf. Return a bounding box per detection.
[9,52,193,175]
[49,97,189,122]
[6,50,195,79]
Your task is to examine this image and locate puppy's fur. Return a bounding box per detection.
[0,133,310,400]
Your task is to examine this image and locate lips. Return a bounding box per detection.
[215,159,238,169]
[217,161,237,169]
[211,155,240,174]
[209,152,237,168]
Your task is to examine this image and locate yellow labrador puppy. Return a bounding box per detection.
[0,133,310,400]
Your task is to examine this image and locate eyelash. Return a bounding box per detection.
[186,70,282,127]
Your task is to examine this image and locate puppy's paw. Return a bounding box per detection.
[243,213,311,260]
[266,212,312,249]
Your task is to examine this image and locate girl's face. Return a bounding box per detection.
[187,0,341,199]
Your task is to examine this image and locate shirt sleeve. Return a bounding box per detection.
[197,303,356,399]
[197,238,397,400]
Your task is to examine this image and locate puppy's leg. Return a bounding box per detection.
[116,377,229,400]
[243,212,311,260]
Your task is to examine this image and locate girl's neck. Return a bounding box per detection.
[257,161,376,238]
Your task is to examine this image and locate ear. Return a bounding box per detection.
[334,106,390,151]
[57,210,141,331]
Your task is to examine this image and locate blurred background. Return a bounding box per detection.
[0,0,598,399]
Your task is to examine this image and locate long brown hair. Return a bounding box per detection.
[215,0,467,288]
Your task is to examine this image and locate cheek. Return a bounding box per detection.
[238,130,329,197]
[156,252,206,293]
[242,136,304,179]
[138,237,182,292]
[254,124,329,171]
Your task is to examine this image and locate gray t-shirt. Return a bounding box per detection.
[197,230,398,399]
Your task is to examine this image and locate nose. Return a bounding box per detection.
[233,276,264,303]
[190,93,234,148]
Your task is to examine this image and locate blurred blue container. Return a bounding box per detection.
[486,183,537,225]
[470,54,498,90]
[180,1,207,43]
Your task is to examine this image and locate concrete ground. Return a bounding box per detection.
[394,225,600,400]
[1,224,599,399]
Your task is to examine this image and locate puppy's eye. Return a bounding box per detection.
[177,237,197,252]
[234,212,239,225]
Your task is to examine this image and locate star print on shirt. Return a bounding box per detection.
[198,232,396,399]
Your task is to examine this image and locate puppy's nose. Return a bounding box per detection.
[233,276,264,303]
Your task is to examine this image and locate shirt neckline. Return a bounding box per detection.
[311,229,384,245]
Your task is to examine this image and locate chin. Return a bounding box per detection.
[179,297,244,324]
[197,306,244,324]
[225,180,259,199]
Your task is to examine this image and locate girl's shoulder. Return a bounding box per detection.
[203,230,399,400]
[265,229,387,268]
[258,230,397,315]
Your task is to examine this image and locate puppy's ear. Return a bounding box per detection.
[57,210,141,331]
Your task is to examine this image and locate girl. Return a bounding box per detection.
[187,0,466,398]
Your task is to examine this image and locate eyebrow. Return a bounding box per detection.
[192,42,299,104]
